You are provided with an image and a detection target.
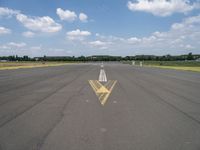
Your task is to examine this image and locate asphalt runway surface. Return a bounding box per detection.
[0,63,200,150]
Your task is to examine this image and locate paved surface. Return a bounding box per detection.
[0,63,200,150]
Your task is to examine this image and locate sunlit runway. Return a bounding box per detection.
[0,63,200,150]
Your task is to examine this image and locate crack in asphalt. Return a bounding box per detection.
[0,66,94,128]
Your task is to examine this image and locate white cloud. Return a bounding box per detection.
[8,42,26,48]
[137,14,200,50]
[0,7,19,17]
[0,26,11,35]
[95,33,125,42]
[0,7,62,33]
[0,45,10,49]
[171,23,185,30]
[89,40,107,46]
[91,14,200,54]
[95,33,100,36]
[56,8,88,22]
[89,40,111,50]
[56,8,77,22]
[16,14,62,33]
[66,29,91,40]
[0,42,27,55]
[22,31,35,38]
[185,44,194,49]
[130,14,200,45]
[79,13,88,22]
[127,37,141,44]
[127,0,200,17]
[171,14,200,30]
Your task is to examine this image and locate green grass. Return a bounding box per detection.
[124,61,200,72]
[138,61,200,66]
[148,66,200,72]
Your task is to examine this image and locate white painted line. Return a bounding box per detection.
[101,62,104,68]
[98,69,107,82]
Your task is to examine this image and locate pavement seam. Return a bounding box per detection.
[0,66,77,95]
[37,83,88,150]
[122,69,200,126]
[134,71,200,105]
[0,66,94,128]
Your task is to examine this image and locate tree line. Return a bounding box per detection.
[0,53,199,62]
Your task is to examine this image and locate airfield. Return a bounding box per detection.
[0,63,200,150]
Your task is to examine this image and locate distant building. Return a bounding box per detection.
[195,58,200,61]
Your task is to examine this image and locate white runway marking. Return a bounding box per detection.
[98,69,107,82]
[101,63,104,68]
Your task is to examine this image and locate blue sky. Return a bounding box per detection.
[0,0,200,56]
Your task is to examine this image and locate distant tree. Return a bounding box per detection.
[166,54,172,61]
[23,55,29,61]
[187,52,194,60]
[43,55,47,61]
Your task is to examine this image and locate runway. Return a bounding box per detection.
[0,63,200,150]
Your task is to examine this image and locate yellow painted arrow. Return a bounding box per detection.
[89,80,117,106]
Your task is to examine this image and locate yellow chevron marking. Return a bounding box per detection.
[88,80,117,106]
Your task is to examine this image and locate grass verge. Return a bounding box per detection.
[123,61,200,72]
[146,65,200,72]
[0,62,73,70]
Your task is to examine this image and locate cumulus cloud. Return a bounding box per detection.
[0,42,27,55]
[22,31,35,38]
[79,13,88,22]
[66,29,91,40]
[127,37,141,44]
[95,33,125,42]
[127,0,200,17]
[127,14,200,51]
[171,14,200,30]
[0,7,19,17]
[89,40,111,50]
[16,13,62,33]
[171,14,200,32]
[56,8,77,22]
[184,44,194,49]
[89,40,107,46]
[0,26,11,35]
[0,7,62,33]
[91,14,200,54]
[8,42,26,48]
